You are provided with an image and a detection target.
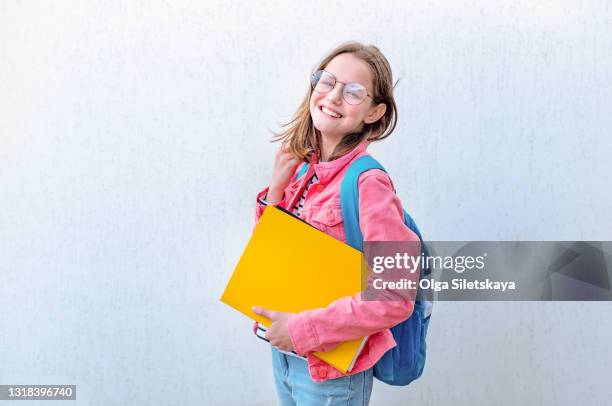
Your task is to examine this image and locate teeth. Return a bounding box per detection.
[321,106,341,118]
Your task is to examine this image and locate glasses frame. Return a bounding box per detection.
[310,70,376,105]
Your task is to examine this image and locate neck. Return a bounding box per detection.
[319,133,343,162]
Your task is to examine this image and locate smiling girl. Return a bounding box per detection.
[251,42,419,406]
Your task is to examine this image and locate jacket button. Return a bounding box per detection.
[318,368,328,378]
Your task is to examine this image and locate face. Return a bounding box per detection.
[309,53,386,142]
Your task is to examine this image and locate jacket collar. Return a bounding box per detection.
[310,140,370,185]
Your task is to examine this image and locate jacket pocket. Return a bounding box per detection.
[308,205,346,243]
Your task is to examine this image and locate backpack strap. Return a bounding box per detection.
[340,156,385,252]
[296,163,309,180]
[340,155,426,250]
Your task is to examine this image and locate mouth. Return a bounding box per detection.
[319,105,343,118]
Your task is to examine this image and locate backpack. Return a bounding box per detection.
[297,155,432,386]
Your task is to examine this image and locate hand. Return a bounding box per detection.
[267,146,301,202]
[252,306,295,352]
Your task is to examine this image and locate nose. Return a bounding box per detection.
[325,82,344,105]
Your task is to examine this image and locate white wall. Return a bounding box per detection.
[1,1,611,405]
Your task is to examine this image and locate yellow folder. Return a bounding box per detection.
[220,205,366,373]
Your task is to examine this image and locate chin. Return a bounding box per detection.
[312,115,340,134]
[313,121,336,135]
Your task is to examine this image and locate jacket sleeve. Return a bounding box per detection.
[287,169,420,355]
[253,186,288,224]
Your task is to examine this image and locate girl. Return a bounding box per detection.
[251,42,419,406]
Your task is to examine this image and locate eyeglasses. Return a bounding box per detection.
[310,70,374,105]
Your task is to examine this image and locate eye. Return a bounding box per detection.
[346,83,365,94]
[312,70,337,92]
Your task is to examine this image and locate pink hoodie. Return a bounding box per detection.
[254,140,419,382]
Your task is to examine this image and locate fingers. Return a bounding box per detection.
[279,143,292,154]
[276,145,300,163]
[276,145,290,159]
[252,306,276,320]
[272,343,293,352]
[264,328,289,351]
[266,334,294,352]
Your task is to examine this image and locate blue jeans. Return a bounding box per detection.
[271,348,373,406]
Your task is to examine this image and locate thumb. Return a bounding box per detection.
[252,306,277,320]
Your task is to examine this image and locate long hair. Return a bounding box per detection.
[272,41,398,162]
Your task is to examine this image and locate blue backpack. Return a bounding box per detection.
[297,155,432,386]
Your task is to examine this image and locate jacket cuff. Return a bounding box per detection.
[288,312,319,356]
[255,187,287,220]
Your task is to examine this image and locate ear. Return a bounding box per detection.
[364,103,387,124]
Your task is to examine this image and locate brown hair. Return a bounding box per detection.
[272,41,398,162]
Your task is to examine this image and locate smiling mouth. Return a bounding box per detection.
[320,105,343,118]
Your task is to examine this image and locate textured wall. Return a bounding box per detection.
[1,1,611,405]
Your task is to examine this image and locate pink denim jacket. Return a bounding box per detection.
[253,140,419,382]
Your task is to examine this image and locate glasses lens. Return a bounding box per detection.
[312,70,335,93]
[343,82,368,105]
